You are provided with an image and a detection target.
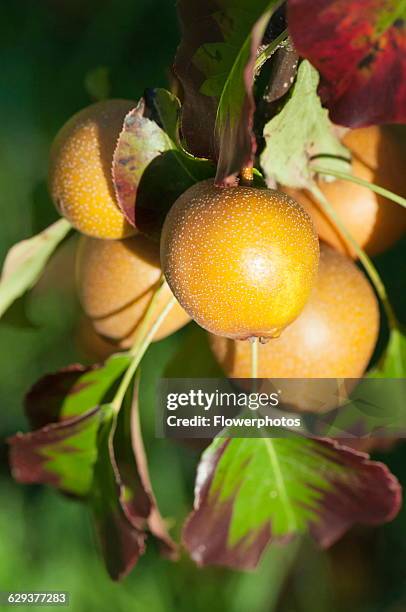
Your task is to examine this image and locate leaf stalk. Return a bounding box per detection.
[111,278,176,413]
[309,184,398,330]
[310,164,406,209]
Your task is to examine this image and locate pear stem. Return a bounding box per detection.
[240,166,254,185]
[310,165,406,209]
[128,275,166,357]
[111,279,176,414]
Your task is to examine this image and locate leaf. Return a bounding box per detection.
[370,328,406,378]
[175,0,281,185]
[25,355,131,428]
[287,0,406,127]
[9,355,131,496]
[91,418,146,580]
[260,60,351,189]
[183,436,401,569]
[112,89,214,239]
[112,376,178,558]
[0,218,71,319]
[8,407,102,496]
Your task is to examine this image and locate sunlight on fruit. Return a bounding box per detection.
[49,99,137,239]
[209,243,379,410]
[161,179,320,339]
[1,1,405,601]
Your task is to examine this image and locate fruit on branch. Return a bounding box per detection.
[210,244,379,411]
[160,179,319,340]
[285,126,406,257]
[76,235,190,346]
[49,99,136,240]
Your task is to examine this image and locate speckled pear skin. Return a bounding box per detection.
[76,235,190,346]
[210,244,379,402]
[160,180,320,339]
[49,99,136,240]
[285,126,406,258]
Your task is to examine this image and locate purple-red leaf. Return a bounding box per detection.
[112,89,213,239]
[91,377,178,581]
[112,378,178,559]
[25,364,93,429]
[183,436,401,569]
[174,0,282,185]
[91,419,146,581]
[309,438,401,547]
[9,407,101,496]
[288,0,406,126]
[174,1,222,161]
[9,356,131,497]
[24,355,130,428]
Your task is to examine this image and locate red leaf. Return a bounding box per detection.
[92,419,146,580]
[8,407,101,496]
[112,378,178,559]
[10,355,131,497]
[183,437,401,569]
[174,0,281,185]
[94,504,145,582]
[174,1,220,161]
[288,0,406,126]
[309,438,402,547]
[112,90,213,239]
[24,364,93,429]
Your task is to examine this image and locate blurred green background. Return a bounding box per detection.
[0,1,405,611]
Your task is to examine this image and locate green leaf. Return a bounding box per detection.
[1,294,36,329]
[25,354,132,428]
[260,60,351,189]
[10,354,132,497]
[211,438,342,540]
[57,355,131,420]
[0,218,71,319]
[183,436,401,568]
[195,3,273,99]
[370,328,406,378]
[148,88,185,147]
[9,407,102,496]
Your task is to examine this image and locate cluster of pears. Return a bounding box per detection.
[49,99,405,410]
[50,99,190,350]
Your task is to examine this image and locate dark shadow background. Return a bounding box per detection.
[0,2,405,611]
